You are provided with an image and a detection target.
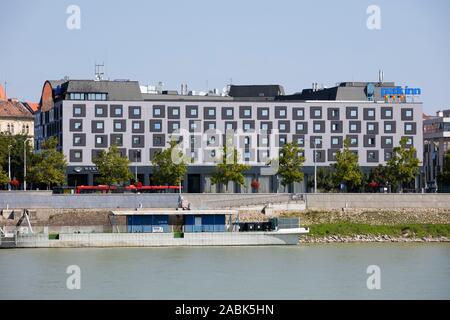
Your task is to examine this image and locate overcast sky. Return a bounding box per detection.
[1,0,449,114]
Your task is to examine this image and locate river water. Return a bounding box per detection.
[0,244,449,299]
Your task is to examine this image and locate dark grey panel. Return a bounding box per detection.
[313,120,325,133]
[310,136,323,148]
[69,149,83,162]
[132,135,145,148]
[94,104,108,117]
[91,149,102,162]
[292,134,305,147]
[310,106,322,119]
[204,121,217,132]
[132,120,145,133]
[363,134,376,148]
[239,106,252,119]
[257,134,270,147]
[72,104,86,117]
[367,150,379,163]
[260,121,273,134]
[153,134,166,147]
[113,119,126,132]
[128,149,142,162]
[69,119,83,132]
[346,106,358,119]
[292,107,305,120]
[366,122,379,134]
[381,136,394,149]
[348,121,361,133]
[222,107,234,120]
[363,108,376,120]
[330,120,343,133]
[95,134,108,148]
[189,120,202,133]
[275,106,287,119]
[110,134,123,147]
[72,133,86,147]
[91,120,105,133]
[186,105,198,118]
[167,106,180,119]
[128,106,141,119]
[110,105,123,118]
[381,107,393,119]
[168,121,181,133]
[149,119,163,132]
[327,108,340,120]
[330,136,343,148]
[257,107,270,120]
[278,120,290,133]
[401,108,414,121]
[384,121,396,133]
[224,121,237,132]
[327,149,339,162]
[276,134,288,147]
[384,149,393,161]
[314,150,326,163]
[346,135,359,147]
[242,120,255,131]
[295,121,308,134]
[153,105,166,118]
[404,122,417,134]
[204,107,217,119]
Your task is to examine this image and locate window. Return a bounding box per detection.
[332,123,339,131]
[331,137,339,146]
[226,109,233,116]
[261,123,269,131]
[244,137,250,145]
[208,109,215,116]
[154,122,161,130]
[74,122,82,130]
[112,135,122,145]
[350,123,357,131]
[314,110,321,117]
[133,122,141,130]
[133,108,140,116]
[172,123,180,130]
[297,123,304,131]
[368,123,375,131]
[114,107,122,116]
[208,123,216,130]
[296,137,304,146]
[74,136,82,145]
[368,151,377,160]
[74,106,82,115]
[332,109,339,117]
[385,123,392,131]
[226,123,234,130]
[114,122,123,130]
[262,137,269,145]
[368,137,375,145]
[279,136,286,145]
[96,122,104,130]
[279,123,286,131]
[133,136,141,145]
[96,136,103,145]
[350,110,357,117]
[190,122,197,130]
[350,137,358,146]
[191,109,197,116]
[279,109,286,117]
[314,123,322,132]
[244,123,251,131]
[95,106,105,116]
[314,137,322,147]
[368,110,375,117]
[154,108,161,116]
[385,109,392,117]
[406,110,413,117]
[244,109,251,117]
[262,109,269,117]
[74,151,82,159]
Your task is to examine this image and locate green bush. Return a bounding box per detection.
[48,233,59,240]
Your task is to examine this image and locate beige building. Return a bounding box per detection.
[0,84,36,137]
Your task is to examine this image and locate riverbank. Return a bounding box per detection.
[301,222,450,243]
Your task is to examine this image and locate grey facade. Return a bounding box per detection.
[35,80,423,193]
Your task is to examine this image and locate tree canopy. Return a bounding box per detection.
[151,140,188,186]
[386,137,420,191]
[277,142,305,187]
[27,137,67,189]
[92,144,132,186]
[332,138,363,192]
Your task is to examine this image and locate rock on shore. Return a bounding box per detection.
[301,235,450,243]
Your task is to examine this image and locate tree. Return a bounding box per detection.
[28,137,67,189]
[0,167,8,186]
[0,133,33,183]
[332,138,363,192]
[386,137,420,192]
[92,144,132,187]
[211,144,250,192]
[308,167,335,192]
[437,150,450,187]
[367,164,389,191]
[276,142,305,189]
[152,140,188,186]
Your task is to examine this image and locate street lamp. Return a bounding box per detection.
[134,150,141,183]
[8,145,12,191]
[24,140,27,191]
[313,139,317,194]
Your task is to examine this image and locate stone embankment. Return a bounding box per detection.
[302,235,450,243]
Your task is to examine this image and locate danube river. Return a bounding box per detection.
[1,244,449,299]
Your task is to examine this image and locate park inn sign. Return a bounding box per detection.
[381,86,422,96]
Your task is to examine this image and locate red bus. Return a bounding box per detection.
[75,185,181,194]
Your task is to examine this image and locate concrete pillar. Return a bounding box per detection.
[88,173,94,186]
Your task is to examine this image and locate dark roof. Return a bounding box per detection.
[52,80,143,101]
[278,82,398,101]
[228,85,285,99]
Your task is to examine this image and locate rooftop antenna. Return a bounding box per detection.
[378,69,384,84]
[95,63,105,81]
